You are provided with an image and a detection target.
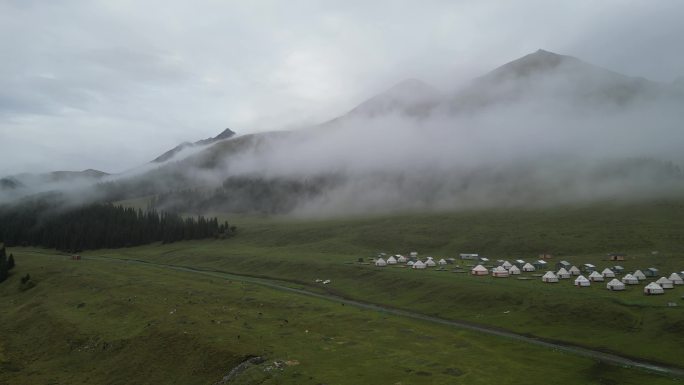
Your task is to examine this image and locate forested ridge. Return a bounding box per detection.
[0,199,234,252]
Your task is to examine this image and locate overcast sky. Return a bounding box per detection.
[1,0,683,175]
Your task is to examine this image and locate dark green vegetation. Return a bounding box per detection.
[1,250,681,385]
[0,199,233,251]
[0,245,14,283]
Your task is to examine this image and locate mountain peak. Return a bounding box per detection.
[153,129,238,163]
[488,49,580,80]
[214,128,236,141]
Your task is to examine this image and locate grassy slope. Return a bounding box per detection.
[5,252,678,385]
[76,200,684,368]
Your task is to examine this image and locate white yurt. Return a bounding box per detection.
[633,270,646,280]
[471,264,488,276]
[502,261,513,270]
[407,260,415,266]
[491,266,510,278]
[542,271,559,283]
[588,271,604,282]
[601,268,616,278]
[606,278,626,291]
[425,259,437,267]
[396,255,407,263]
[569,266,581,276]
[508,265,521,275]
[438,258,447,265]
[621,274,639,285]
[413,260,426,269]
[410,251,418,258]
[375,258,387,267]
[655,277,674,289]
[668,272,683,285]
[556,268,570,279]
[386,256,397,265]
[643,282,664,295]
[574,275,591,287]
[522,263,536,272]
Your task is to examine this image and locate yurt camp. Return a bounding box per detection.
[542,271,559,283]
[574,275,591,287]
[471,265,488,276]
[606,279,626,291]
[643,282,664,295]
[508,265,521,275]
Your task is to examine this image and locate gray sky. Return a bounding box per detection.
[1,0,683,175]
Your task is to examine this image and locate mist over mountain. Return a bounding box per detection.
[2,50,683,215]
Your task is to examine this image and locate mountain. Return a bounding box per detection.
[152,128,236,163]
[450,49,672,110]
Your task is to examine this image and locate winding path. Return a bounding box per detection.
[87,255,684,378]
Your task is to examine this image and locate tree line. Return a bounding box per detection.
[0,245,15,283]
[0,200,235,252]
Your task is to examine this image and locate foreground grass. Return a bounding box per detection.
[0,251,681,385]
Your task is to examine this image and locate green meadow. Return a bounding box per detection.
[2,200,684,384]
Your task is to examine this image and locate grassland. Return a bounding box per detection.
[2,200,684,383]
[1,250,682,385]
